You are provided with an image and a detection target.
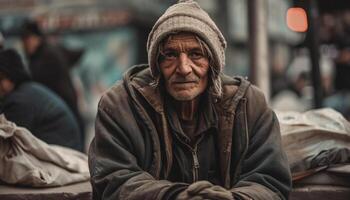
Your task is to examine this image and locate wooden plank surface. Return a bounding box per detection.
[0,181,91,200]
[290,185,350,200]
[1,181,350,200]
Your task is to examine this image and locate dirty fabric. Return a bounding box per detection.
[0,115,89,187]
[276,108,350,179]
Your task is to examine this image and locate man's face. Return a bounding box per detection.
[159,33,210,101]
[0,76,14,98]
[21,35,40,56]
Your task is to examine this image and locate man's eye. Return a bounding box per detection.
[188,52,204,59]
[164,52,178,59]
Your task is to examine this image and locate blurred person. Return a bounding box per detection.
[89,1,291,200]
[333,11,350,91]
[270,43,290,97]
[334,44,350,91]
[0,49,82,151]
[334,42,350,91]
[324,44,350,119]
[318,11,350,120]
[319,14,338,44]
[20,20,85,146]
[0,32,4,49]
[271,47,335,112]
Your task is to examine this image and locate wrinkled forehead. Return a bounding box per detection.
[162,32,202,50]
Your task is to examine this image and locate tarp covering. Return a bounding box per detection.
[276,108,350,180]
[0,115,89,187]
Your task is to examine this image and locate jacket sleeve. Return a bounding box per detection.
[89,93,187,200]
[231,86,292,200]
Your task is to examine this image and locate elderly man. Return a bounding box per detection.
[89,0,292,199]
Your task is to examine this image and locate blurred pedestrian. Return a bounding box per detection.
[0,49,82,151]
[0,32,4,49]
[331,11,350,91]
[20,20,85,146]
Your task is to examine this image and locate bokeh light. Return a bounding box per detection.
[287,7,308,32]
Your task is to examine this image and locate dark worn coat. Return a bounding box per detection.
[28,42,84,139]
[89,65,292,200]
[28,42,78,116]
[0,82,81,151]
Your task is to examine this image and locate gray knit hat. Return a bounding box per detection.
[147,0,227,78]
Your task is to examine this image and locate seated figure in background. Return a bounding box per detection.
[0,49,82,151]
[0,32,4,49]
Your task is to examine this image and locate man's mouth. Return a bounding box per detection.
[173,81,196,84]
[172,78,199,84]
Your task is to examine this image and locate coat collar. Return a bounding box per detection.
[126,65,164,113]
[164,91,219,140]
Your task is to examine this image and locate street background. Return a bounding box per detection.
[1,0,349,151]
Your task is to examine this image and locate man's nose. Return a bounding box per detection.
[177,53,192,75]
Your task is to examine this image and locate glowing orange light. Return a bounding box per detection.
[287,7,308,32]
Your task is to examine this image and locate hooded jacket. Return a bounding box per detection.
[89,65,292,200]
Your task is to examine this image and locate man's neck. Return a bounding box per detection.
[173,96,201,121]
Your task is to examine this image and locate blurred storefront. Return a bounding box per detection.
[0,0,305,148]
[0,0,176,148]
[2,0,349,146]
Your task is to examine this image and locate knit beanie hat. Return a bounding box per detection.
[0,49,31,85]
[147,0,227,78]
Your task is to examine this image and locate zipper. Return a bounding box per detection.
[191,146,200,182]
[173,133,203,182]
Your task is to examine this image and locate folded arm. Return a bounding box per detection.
[231,87,292,200]
[89,103,187,200]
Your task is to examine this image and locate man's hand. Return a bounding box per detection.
[175,181,234,200]
[198,185,234,200]
[176,181,212,200]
